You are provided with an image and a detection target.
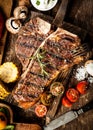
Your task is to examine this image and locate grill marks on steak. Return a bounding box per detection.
[43,28,80,70]
[13,60,59,103]
[15,17,51,71]
[13,27,81,109]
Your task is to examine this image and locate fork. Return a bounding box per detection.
[71,43,90,58]
[57,68,72,84]
[46,67,72,124]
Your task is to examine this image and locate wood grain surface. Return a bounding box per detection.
[0,0,13,64]
[1,0,93,130]
[15,123,42,130]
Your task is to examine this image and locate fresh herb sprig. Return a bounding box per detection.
[30,48,49,77]
[3,125,14,130]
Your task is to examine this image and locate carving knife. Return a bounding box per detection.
[44,100,93,130]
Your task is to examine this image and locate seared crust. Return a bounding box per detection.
[13,26,81,109]
[15,17,51,71]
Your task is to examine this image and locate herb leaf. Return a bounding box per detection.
[36,0,40,5]
[30,48,49,77]
[3,125,14,130]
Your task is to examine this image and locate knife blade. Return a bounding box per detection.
[52,0,70,27]
[44,99,93,130]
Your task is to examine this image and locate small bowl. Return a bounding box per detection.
[0,103,13,124]
[30,0,58,11]
[85,60,93,76]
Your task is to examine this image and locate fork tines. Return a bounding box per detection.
[57,67,72,86]
[71,43,90,58]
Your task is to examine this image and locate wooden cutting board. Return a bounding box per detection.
[0,0,13,64]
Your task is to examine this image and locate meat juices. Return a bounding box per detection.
[13,24,82,109]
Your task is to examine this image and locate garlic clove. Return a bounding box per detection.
[85,60,93,76]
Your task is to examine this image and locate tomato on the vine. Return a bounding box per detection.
[62,96,72,108]
[66,88,80,103]
[76,81,89,94]
[35,104,47,117]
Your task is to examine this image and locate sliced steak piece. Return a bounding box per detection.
[15,17,51,71]
[13,28,81,109]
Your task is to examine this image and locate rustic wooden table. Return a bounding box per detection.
[57,0,93,130]
[1,0,93,130]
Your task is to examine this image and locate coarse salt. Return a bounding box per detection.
[75,66,88,81]
[75,65,93,84]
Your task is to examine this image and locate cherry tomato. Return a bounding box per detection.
[35,104,47,117]
[40,93,53,106]
[66,88,79,103]
[62,96,72,108]
[76,81,89,94]
[50,82,64,96]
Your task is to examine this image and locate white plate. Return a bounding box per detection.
[30,0,58,11]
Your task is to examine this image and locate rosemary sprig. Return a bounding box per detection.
[30,48,49,77]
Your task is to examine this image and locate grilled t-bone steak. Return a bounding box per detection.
[13,27,82,109]
[15,17,52,71]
